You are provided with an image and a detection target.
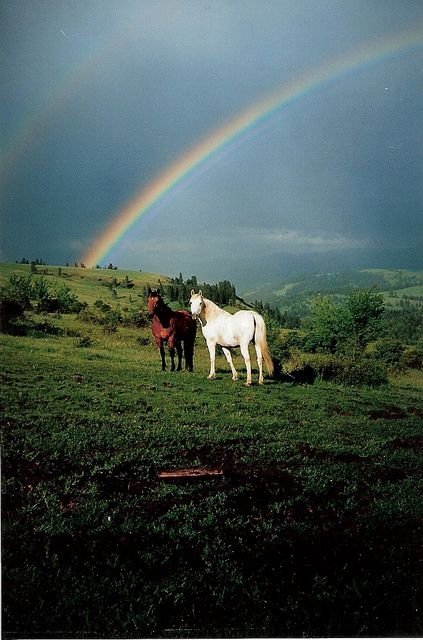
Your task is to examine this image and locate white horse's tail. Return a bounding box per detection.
[253,313,274,377]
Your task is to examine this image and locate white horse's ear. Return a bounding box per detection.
[199,290,203,297]
[190,289,195,296]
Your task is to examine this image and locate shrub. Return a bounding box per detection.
[0,274,83,319]
[0,275,34,332]
[53,283,84,313]
[267,329,308,377]
[373,339,405,370]
[282,350,318,384]
[80,301,112,324]
[34,280,83,313]
[1,274,33,310]
[334,357,388,387]
[80,299,149,331]
[282,351,387,387]
[103,309,120,334]
[32,278,50,311]
[0,300,25,331]
[24,319,62,337]
[79,302,121,333]
[267,329,292,364]
[401,346,423,370]
[346,290,385,352]
[63,328,81,338]
[303,290,385,356]
[302,297,344,354]
[76,335,94,348]
[120,306,149,328]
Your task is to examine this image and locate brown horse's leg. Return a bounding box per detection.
[169,347,176,371]
[175,341,183,371]
[184,337,194,371]
[159,342,166,370]
[167,335,177,371]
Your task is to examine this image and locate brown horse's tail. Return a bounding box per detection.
[254,313,274,377]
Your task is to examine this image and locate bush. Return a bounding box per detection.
[334,357,388,387]
[267,329,308,375]
[282,350,318,384]
[373,339,405,370]
[120,306,149,328]
[303,290,385,356]
[282,351,388,387]
[80,301,112,324]
[401,346,423,370]
[103,309,120,334]
[53,283,84,313]
[0,300,25,331]
[76,335,94,348]
[267,330,292,365]
[24,319,63,337]
[80,299,148,332]
[79,301,120,333]
[1,274,33,310]
[302,297,344,354]
[0,274,83,320]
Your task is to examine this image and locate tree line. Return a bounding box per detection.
[146,274,237,307]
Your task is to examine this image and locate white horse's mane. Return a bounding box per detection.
[201,296,231,319]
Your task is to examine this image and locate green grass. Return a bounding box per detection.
[2,307,423,638]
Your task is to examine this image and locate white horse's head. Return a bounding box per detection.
[189,289,204,319]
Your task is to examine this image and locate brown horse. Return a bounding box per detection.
[147,289,196,371]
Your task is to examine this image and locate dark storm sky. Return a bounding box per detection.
[1,0,422,279]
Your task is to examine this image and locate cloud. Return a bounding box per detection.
[236,226,370,253]
[68,239,86,253]
[113,226,370,273]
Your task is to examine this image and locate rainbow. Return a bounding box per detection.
[77,26,419,266]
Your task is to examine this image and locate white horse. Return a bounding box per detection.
[190,290,274,385]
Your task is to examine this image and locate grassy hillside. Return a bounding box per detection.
[3,262,422,314]
[1,262,423,637]
[243,268,423,310]
[0,263,170,307]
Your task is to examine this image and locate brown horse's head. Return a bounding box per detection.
[147,289,162,318]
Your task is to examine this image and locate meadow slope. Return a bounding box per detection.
[1,263,423,638]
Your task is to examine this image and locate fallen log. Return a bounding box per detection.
[157,467,223,480]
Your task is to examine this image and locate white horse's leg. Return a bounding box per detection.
[255,343,264,384]
[222,347,238,381]
[240,341,252,386]
[207,340,216,379]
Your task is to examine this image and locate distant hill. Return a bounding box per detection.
[241,268,423,314]
[228,245,423,290]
